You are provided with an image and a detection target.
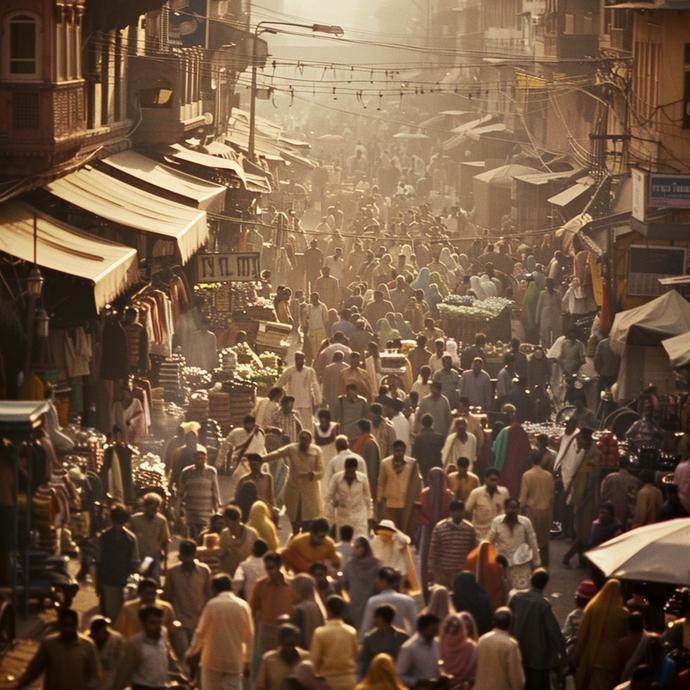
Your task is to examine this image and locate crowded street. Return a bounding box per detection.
[1,1,690,690]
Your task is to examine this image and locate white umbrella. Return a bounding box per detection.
[585,518,690,585]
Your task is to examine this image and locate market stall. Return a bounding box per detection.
[438,295,513,360]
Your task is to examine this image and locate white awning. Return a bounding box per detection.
[100,151,226,212]
[548,177,595,207]
[45,167,208,263]
[169,144,248,181]
[0,201,138,311]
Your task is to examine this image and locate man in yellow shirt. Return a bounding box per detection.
[281,518,341,574]
[311,595,359,690]
[113,578,175,640]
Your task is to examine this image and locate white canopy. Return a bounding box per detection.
[0,201,138,311]
[663,332,690,369]
[100,151,226,212]
[609,291,690,400]
[45,167,208,263]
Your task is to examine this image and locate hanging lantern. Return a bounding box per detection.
[36,308,50,338]
[27,266,44,297]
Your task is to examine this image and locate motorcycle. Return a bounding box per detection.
[11,551,80,609]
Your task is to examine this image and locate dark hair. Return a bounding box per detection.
[325,595,346,617]
[377,567,397,586]
[178,539,196,556]
[110,503,130,526]
[494,607,512,630]
[531,568,549,590]
[504,497,519,509]
[485,467,500,478]
[138,605,163,623]
[309,562,327,576]
[339,525,354,542]
[89,617,109,634]
[212,574,233,593]
[137,577,158,594]
[223,506,241,522]
[354,536,372,557]
[253,539,269,558]
[268,387,283,401]
[346,382,358,391]
[630,665,655,682]
[245,453,263,464]
[599,501,616,517]
[449,500,465,512]
[311,518,330,534]
[392,440,407,450]
[243,415,256,425]
[357,419,371,432]
[531,449,543,465]
[370,403,383,415]
[421,413,433,428]
[318,409,332,420]
[279,623,301,641]
[457,457,470,469]
[640,470,655,484]
[619,454,630,469]
[417,613,440,632]
[57,608,78,626]
[264,552,283,567]
[344,457,359,470]
[374,603,395,624]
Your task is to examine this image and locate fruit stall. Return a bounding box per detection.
[438,296,513,362]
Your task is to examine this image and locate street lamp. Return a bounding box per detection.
[248,21,344,162]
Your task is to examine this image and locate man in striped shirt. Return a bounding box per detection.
[179,447,220,540]
[427,499,478,589]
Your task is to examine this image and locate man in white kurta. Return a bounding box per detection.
[473,608,525,690]
[322,435,368,495]
[277,352,322,429]
[326,459,373,539]
[441,418,477,470]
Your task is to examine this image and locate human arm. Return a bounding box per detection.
[310,369,323,406]
[211,470,221,513]
[111,640,141,690]
[325,476,337,524]
[524,519,541,568]
[428,524,440,578]
[15,642,48,688]
[395,643,417,688]
[508,641,527,690]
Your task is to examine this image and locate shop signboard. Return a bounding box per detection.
[196,252,260,283]
[649,173,690,208]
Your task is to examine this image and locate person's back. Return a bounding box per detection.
[310,596,359,690]
[473,608,525,690]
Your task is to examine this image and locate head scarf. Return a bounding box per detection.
[458,611,479,641]
[463,541,504,611]
[291,574,326,648]
[458,254,470,270]
[469,275,486,301]
[440,613,477,682]
[423,585,456,622]
[480,275,497,297]
[439,247,456,271]
[289,661,332,690]
[575,579,628,690]
[451,571,494,636]
[377,283,391,301]
[445,340,460,366]
[247,500,278,551]
[411,267,430,292]
[421,468,452,525]
[429,272,448,298]
[401,244,413,259]
[354,653,407,690]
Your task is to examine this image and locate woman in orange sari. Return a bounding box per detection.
[463,540,505,611]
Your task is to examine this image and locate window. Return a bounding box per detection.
[2,12,42,81]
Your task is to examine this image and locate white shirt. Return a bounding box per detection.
[277,365,322,409]
[441,431,477,469]
[390,412,410,447]
[323,450,367,492]
[359,589,419,641]
[326,471,373,539]
[232,555,266,602]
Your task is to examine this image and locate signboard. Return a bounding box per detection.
[627,245,686,296]
[631,168,648,222]
[196,253,260,283]
[649,173,690,208]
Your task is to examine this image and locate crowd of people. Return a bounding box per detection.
[16,168,690,690]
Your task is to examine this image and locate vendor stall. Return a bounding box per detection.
[609,290,690,402]
[438,296,513,354]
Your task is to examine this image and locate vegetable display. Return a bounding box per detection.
[439,296,514,320]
